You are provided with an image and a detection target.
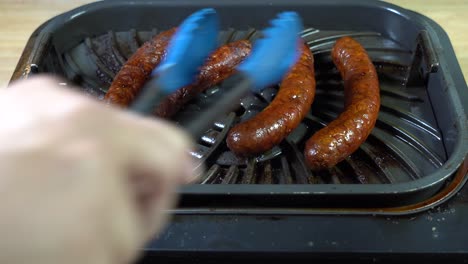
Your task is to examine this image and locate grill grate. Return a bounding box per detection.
[61,27,447,185]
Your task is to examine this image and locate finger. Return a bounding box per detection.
[116,111,197,184]
[104,112,196,237]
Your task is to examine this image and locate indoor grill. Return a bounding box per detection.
[10,0,468,263]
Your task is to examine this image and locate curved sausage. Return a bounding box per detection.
[104,28,176,107]
[155,40,252,118]
[226,41,316,156]
[304,36,380,170]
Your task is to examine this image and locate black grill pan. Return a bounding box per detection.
[10,0,468,210]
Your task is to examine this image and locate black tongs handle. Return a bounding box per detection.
[185,73,253,139]
[130,79,166,115]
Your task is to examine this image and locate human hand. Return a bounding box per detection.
[0,76,196,264]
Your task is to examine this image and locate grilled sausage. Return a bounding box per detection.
[104,28,176,107]
[155,40,252,118]
[226,41,316,156]
[304,36,380,170]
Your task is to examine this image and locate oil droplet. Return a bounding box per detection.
[432,227,439,239]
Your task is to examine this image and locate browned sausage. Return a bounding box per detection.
[304,36,380,170]
[226,41,316,156]
[104,28,176,107]
[155,40,252,118]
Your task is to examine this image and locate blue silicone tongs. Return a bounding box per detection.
[130,8,219,115]
[131,9,303,140]
[184,11,303,139]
